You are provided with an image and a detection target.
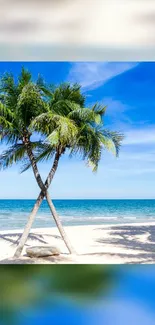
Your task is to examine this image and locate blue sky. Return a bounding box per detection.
[0,61,155,199]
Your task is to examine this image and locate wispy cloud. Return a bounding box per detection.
[120,151,155,163]
[124,127,155,145]
[99,97,133,128]
[68,62,139,91]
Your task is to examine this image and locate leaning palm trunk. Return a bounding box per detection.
[45,191,75,254]
[14,191,44,258]
[14,148,76,258]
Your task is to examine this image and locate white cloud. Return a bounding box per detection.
[106,167,155,177]
[120,151,155,163]
[68,62,138,91]
[124,127,155,145]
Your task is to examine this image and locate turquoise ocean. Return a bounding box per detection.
[1,199,155,230]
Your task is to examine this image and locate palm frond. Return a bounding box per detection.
[0,144,27,170]
[17,83,48,125]
[100,129,124,157]
[47,116,78,147]
[51,83,85,107]
[92,103,107,116]
[0,102,14,119]
[30,112,55,135]
[18,67,32,91]
[20,142,55,173]
[0,72,18,109]
[36,74,55,98]
[69,125,102,171]
[32,112,78,146]
[0,117,13,135]
[46,130,59,147]
[51,99,78,116]
[68,106,102,125]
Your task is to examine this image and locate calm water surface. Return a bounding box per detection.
[1,199,155,230]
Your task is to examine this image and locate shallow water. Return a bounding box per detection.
[1,199,155,230]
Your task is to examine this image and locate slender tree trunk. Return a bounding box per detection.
[14,191,44,258]
[14,146,76,258]
[45,191,76,254]
[26,145,76,254]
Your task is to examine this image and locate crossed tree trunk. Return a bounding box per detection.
[14,145,76,258]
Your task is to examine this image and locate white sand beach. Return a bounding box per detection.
[0,222,155,264]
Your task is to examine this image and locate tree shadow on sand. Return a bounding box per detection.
[0,232,62,246]
[91,225,155,264]
[0,232,72,264]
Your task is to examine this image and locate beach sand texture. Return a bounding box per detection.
[0,222,155,264]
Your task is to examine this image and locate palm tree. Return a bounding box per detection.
[0,70,124,258]
[0,70,78,256]
[15,83,123,256]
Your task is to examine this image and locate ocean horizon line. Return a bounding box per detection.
[0,198,155,201]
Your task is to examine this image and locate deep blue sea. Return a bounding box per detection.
[1,199,155,230]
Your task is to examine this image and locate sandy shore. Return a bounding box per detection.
[1,222,155,264]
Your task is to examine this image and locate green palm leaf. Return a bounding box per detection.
[100,130,124,157]
[18,67,32,91]
[20,142,55,173]
[0,144,27,169]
